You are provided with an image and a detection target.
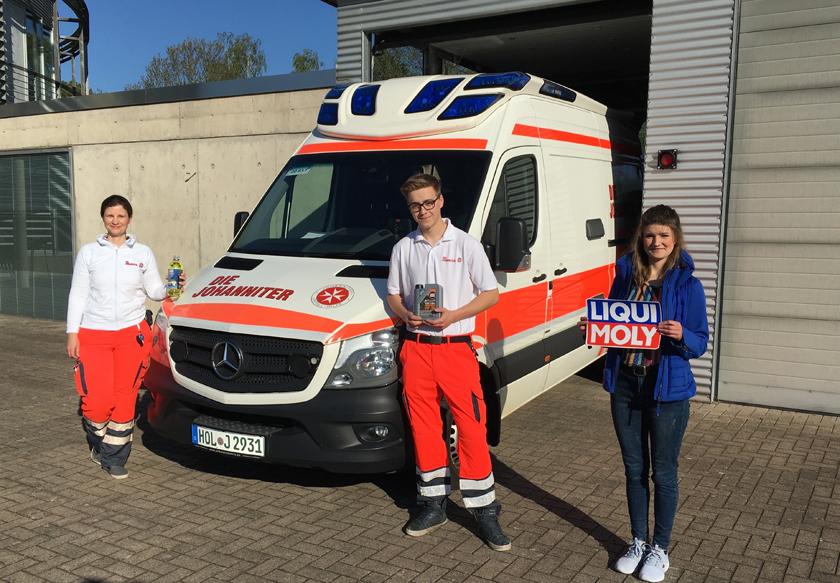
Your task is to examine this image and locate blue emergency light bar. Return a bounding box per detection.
[539,81,577,103]
[405,78,464,113]
[438,94,502,120]
[317,103,339,125]
[352,85,380,116]
[325,85,349,100]
[466,72,530,91]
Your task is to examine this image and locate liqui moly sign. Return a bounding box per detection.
[586,299,661,349]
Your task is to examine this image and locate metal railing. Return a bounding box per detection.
[1,59,83,103]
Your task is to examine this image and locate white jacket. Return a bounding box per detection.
[67,234,168,333]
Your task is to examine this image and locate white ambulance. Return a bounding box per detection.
[145,72,643,473]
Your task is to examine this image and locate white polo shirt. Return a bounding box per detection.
[387,219,498,336]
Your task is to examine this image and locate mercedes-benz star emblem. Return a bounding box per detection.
[211,340,244,380]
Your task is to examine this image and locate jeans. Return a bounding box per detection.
[611,367,690,549]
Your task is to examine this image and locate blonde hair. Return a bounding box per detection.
[629,204,687,287]
[400,173,441,200]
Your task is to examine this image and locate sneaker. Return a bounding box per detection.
[90,449,100,465]
[639,545,669,582]
[103,465,129,480]
[405,499,447,536]
[473,506,511,551]
[614,538,646,574]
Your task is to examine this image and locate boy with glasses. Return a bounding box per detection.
[387,173,510,551]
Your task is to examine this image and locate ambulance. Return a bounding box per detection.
[144,71,643,473]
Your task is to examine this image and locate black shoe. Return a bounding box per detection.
[405,499,448,536]
[473,506,511,551]
[90,449,100,465]
[103,465,129,480]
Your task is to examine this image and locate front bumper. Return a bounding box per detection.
[144,360,407,473]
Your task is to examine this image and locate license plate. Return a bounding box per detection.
[192,425,265,457]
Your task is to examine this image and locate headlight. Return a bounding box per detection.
[150,307,170,367]
[328,328,399,389]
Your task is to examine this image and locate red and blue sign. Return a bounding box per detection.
[586,299,661,349]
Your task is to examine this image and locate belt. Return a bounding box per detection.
[621,363,649,377]
[404,331,471,345]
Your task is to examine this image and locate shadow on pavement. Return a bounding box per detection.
[133,389,415,510]
[575,354,605,383]
[492,455,625,565]
[133,365,619,558]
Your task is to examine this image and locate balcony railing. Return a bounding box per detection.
[1,59,83,103]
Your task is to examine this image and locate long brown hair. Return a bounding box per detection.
[629,204,686,287]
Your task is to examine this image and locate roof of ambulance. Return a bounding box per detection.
[310,72,610,142]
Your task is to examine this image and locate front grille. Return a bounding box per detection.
[171,326,323,393]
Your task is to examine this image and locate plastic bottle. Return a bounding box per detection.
[167,255,182,299]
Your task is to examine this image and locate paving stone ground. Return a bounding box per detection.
[0,312,838,583]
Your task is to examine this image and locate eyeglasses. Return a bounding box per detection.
[407,195,441,214]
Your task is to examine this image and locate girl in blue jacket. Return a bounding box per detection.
[581,205,708,582]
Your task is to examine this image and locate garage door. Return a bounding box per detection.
[718,0,840,413]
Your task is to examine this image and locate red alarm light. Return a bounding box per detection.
[657,149,678,169]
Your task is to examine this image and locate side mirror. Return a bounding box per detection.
[495,217,531,273]
[233,211,249,237]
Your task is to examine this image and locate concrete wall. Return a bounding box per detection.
[0,87,329,313]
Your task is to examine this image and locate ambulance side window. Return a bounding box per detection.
[287,164,333,237]
[482,156,538,248]
[266,183,289,239]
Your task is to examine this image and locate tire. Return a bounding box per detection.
[441,400,460,486]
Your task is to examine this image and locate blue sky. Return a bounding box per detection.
[67,0,337,93]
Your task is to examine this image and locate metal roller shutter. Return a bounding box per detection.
[718,0,840,413]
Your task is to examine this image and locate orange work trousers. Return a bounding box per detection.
[400,337,498,510]
[75,321,151,469]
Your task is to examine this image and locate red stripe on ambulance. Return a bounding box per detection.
[170,303,342,333]
[513,124,609,150]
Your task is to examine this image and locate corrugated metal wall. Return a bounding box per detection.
[717,0,840,414]
[334,0,581,83]
[0,1,7,104]
[644,0,736,399]
[21,0,52,23]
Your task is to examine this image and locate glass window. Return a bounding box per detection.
[0,152,73,320]
[482,156,538,248]
[232,150,493,260]
[24,11,55,101]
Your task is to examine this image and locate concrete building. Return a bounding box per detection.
[321,0,840,414]
[0,70,335,321]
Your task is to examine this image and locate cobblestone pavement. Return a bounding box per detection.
[1,313,838,583]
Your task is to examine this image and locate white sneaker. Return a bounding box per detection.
[614,538,646,574]
[639,545,669,582]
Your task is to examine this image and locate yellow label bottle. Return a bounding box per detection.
[167,255,182,299]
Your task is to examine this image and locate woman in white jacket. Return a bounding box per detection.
[67,195,182,479]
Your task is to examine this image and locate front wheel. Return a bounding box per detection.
[441,400,461,487]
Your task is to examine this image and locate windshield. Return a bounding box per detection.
[231,150,493,260]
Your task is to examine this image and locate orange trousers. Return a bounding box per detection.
[75,321,151,469]
[400,338,498,510]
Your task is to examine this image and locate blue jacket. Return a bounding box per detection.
[603,251,709,402]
